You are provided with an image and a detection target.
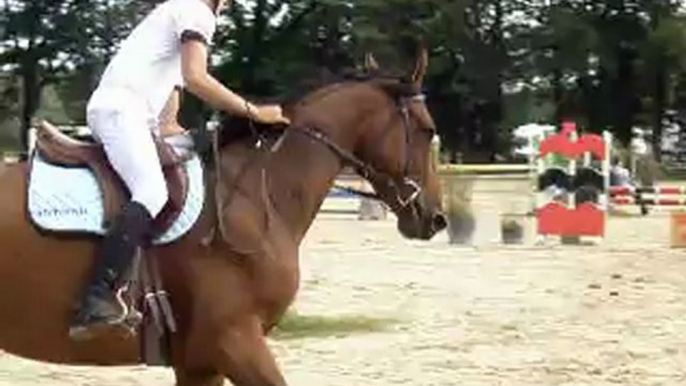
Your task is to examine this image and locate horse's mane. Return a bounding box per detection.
[216,70,417,148]
[281,69,414,108]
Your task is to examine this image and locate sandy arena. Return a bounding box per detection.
[1,178,686,386]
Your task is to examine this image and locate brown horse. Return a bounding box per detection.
[0,50,445,385]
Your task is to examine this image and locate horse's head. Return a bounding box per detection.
[220,48,446,241]
[352,49,446,240]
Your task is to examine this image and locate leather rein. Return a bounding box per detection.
[292,93,427,211]
[210,91,429,247]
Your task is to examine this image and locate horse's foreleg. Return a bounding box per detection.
[215,317,288,386]
[174,368,224,386]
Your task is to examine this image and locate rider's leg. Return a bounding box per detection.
[69,108,169,340]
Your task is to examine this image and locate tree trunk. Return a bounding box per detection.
[650,2,667,161]
[653,62,666,162]
[20,58,40,158]
[245,0,268,94]
[490,0,504,160]
[553,64,563,128]
[17,1,41,158]
[104,0,115,62]
[615,44,635,146]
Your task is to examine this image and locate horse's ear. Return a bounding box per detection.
[411,46,429,88]
[364,53,380,73]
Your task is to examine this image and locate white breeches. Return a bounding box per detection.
[87,97,169,218]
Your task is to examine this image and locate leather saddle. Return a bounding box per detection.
[33,120,190,235]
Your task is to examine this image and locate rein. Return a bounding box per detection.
[212,86,427,246]
[293,127,385,200]
[291,93,426,211]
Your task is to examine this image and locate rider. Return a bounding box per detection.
[69,0,290,340]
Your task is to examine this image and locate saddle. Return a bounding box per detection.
[33,120,189,235]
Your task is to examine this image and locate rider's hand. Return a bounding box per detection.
[251,105,290,126]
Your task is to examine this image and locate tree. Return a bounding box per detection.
[56,0,153,123]
[213,0,328,97]
[7,0,686,161]
[639,0,686,160]
[1,0,84,153]
[0,0,152,152]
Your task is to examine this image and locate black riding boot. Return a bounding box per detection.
[69,201,154,340]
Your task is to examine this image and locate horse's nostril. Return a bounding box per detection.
[432,213,448,232]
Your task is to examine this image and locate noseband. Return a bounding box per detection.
[293,93,427,212]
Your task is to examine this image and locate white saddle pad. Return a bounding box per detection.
[27,152,205,245]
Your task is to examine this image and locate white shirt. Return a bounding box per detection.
[88,0,216,123]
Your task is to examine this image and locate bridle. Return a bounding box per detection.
[292,93,431,212]
[211,85,433,247]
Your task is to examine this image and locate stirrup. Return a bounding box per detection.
[68,285,137,340]
[113,282,145,337]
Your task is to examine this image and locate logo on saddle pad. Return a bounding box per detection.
[27,153,205,245]
[34,207,89,218]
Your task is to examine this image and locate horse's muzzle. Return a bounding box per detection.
[431,212,448,233]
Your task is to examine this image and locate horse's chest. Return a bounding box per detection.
[257,250,300,304]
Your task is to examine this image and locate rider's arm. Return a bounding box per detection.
[173,3,288,125]
[180,40,256,118]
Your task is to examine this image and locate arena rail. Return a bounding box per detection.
[438,164,533,175]
[610,186,686,207]
[322,163,536,218]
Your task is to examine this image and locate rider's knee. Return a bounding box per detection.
[134,183,169,218]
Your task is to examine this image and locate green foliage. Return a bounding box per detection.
[272,310,397,339]
[2,0,686,160]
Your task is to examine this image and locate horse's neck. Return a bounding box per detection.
[263,85,380,242]
[216,131,347,248]
[218,84,381,244]
[262,130,347,242]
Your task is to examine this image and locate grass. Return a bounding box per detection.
[272,311,398,340]
[0,144,21,160]
[661,174,686,182]
[609,209,645,218]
